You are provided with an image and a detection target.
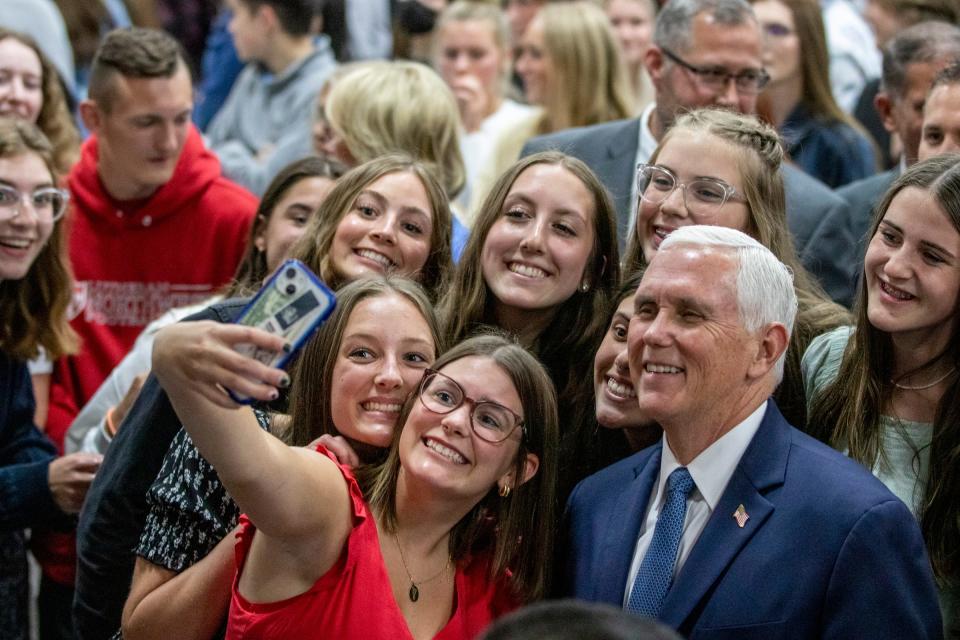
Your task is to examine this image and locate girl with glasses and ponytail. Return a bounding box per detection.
[623,108,849,431]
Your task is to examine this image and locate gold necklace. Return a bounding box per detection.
[392,530,451,603]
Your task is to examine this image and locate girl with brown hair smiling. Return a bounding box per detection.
[804,154,960,634]
[0,118,91,639]
[149,321,558,638]
[440,150,620,497]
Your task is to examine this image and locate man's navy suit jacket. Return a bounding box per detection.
[562,401,943,639]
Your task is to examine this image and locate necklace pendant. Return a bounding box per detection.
[409,583,420,602]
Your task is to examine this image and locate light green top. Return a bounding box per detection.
[802,326,956,637]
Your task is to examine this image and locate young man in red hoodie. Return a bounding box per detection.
[37,28,256,638]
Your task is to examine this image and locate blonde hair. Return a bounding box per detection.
[438,1,510,54]
[288,154,453,300]
[435,1,512,102]
[0,29,80,176]
[0,118,78,360]
[624,109,849,427]
[536,1,635,133]
[325,61,466,199]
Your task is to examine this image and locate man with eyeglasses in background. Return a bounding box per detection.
[522,0,858,308]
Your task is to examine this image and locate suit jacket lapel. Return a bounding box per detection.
[594,445,662,605]
[593,119,641,244]
[659,401,792,628]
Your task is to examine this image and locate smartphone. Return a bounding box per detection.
[228,259,336,403]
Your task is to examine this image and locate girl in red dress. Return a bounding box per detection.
[152,320,558,640]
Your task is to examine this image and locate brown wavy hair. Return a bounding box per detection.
[808,154,960,585]
[0,118,78,360]
[226,155,348,298]
[0,28,80,176]
[752,0,877,165]
[358,333,558,602]
[439,151,620,496]
[623,109,850,428]
[285,276,445,456]
[287,153,453,300]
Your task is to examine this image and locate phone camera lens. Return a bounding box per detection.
[285,284,297,295]
[285,268,296,279]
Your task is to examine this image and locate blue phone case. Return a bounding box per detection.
[227,259,336,404]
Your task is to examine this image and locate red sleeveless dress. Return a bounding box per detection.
[225,447,518,639]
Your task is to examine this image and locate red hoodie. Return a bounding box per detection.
[38,126,255,585]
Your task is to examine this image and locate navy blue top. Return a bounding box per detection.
[782,103,876,189]
[74,298,249,640]
[0,351,61,530]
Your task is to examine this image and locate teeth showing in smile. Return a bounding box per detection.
[879,280,915,301]
[0,239,31,249]
[654,227,671,239]
[356,249,395,269]
[606,377,636,398]
[425,438,467,464]
[362,401,401,413]
[645,363,683,374]
[508,262,548,279]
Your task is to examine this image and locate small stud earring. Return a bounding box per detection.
[499,484,511,498]
[580,281,590,293]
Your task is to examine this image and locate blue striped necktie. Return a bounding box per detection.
[626,466,696,617]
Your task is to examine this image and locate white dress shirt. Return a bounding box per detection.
[622,402,768,606]
[629,103,660,235]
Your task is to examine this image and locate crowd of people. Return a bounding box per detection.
[0,0,958,639]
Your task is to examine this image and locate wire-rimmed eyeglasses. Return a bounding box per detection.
[661,47,770,94]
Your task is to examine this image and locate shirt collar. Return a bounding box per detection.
[257,45,326,88]
[630,103,660,232]
[656,401,768,511]
[638,102,659,164]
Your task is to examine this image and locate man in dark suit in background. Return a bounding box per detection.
[837,21,960,263]
[522,0,858,307]
[562,225,942,638]
[917,60,960,160]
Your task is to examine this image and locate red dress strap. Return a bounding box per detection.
[227,444,519,639]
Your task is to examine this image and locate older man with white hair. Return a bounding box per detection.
[562,226,943,638]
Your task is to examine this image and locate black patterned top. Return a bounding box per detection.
[135,410,271,572]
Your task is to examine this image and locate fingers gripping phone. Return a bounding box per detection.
[228,260,336,403]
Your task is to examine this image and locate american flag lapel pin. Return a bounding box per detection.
[733,504,749,528]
